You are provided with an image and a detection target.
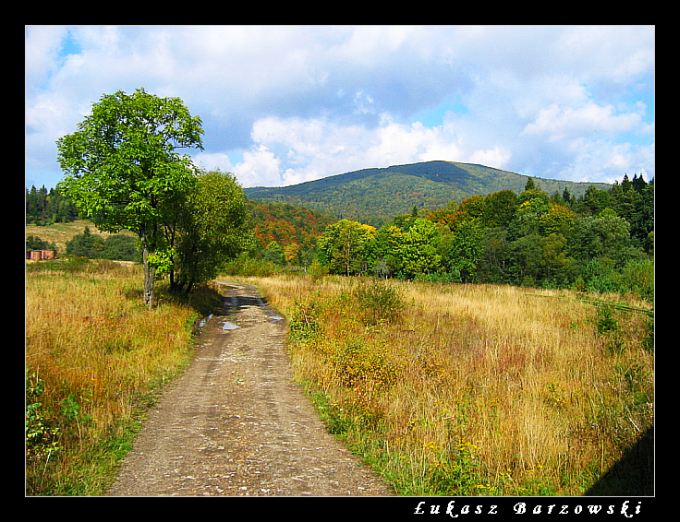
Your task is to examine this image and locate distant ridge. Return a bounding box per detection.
[245,160,610,226]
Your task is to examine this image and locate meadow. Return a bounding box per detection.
[243,274,654,496]
[25,258,219,495]
[25,254,653,496]
[25,220,135,254]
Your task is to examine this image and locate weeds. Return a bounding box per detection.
[246,274,653,496]
[355,279,405,325]
[26,258,198,495]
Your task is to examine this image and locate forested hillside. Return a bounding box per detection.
[245,161,612,225]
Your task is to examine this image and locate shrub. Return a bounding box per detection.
[26,235,58,254]
[355,279,404,325]
[414,271,461,284]
[621,258,654,301]
[289,301,321,342]
[596,305,619,335]
[25,371,62,468]
[332,338,397,388]
[222,253,279,277]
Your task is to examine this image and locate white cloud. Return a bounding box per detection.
[233,115,512,187]
[192,152,234,173]
[25,25,654,188]
[233,145,282,187]
[522,102,644,141]
[25,25,68,91]
[467,146,512,168]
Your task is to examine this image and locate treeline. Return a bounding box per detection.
[316,175,654,300]
[26,185,80,225]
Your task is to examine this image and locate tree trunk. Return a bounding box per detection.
[140,231,155,309]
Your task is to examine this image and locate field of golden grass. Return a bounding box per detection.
[242,274,654,495]
[25,220,135,253]
[25,259,210,495]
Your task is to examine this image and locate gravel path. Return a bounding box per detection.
[107,281,393,497]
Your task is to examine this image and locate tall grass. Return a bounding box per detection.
[25,258,209,495]
[242,274,653,496]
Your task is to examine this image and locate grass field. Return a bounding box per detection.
[25,258,220,495]
[242,274,654,496]
[25,238,653,495]
[25,220,135,253]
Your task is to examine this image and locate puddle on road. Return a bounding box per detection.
[222,321,240,331]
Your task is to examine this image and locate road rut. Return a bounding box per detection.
[107,281,393,496]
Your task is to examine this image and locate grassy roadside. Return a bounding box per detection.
[25,258,220,495]
[242,274,654,496]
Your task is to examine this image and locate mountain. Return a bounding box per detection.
[244,160,611,226]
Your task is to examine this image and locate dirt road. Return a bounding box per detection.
[107,281,393,496]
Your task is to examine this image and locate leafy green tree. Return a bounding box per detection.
[570,208,632,265]
[398,218,443,278]
[171,171,249,294]
[540,202,577,237]
[477,227,511,283]
[508,189,550,239]
[481,190,518,228]
[372,225,406,278]
[318,219,376,276]
[65,226,105,258]
[446,218,484,283]
[56,88,204,307]
[263,241,285,265]
[576,186,612,216]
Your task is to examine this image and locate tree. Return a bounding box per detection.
[372,224,406,277]
[171,171,249,294]
[263,241,285,265]
[447,218,483,283]
[569,208,632,266]
[398,218,443,278]
[481,190,518,228]
[56,88,204,307]
[66,226,105,258]
[317,219,376,276]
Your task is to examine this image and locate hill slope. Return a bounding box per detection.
[245,160,610,225]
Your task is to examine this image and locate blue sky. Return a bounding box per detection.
[25,25,654,189]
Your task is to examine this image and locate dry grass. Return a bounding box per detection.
[25,219,135,253]
[26,259,200,495]
[240,274,654,495]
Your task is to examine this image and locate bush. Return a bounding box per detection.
[25,371,62,467]
[355,279,404,325]
[222,253,280,277]
[100,235,141,262]
[621,258,654,301]
[332,338,397,388]
[414,271,461,284]
[26,235,58,254]
[289,301,321,342]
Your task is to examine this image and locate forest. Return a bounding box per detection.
[306,175,654,300]
[25,185,80,225]
[29,171,654,301]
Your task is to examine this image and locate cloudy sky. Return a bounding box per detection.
[25,25,654,189]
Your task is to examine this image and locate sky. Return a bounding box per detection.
[25,25,655,190]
